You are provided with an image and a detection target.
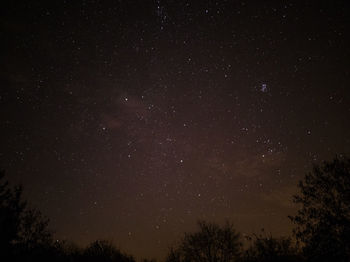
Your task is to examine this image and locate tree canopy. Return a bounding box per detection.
[289,156,350,261]
[0,170,53,259]
[166,220,242,262]
[243,230,300,262]
[1,156,350,261]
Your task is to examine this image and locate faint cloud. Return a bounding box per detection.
[101,94,150,131]
[261,185,298,208]
[207,151,286,178]
[233,152,286,178]
[102,114,123,130]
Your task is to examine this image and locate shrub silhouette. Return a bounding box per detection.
[165,220,242,262]
[289,156,350,261]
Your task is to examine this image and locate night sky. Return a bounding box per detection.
[1,0,350,260]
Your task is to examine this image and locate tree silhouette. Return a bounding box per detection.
[243,230,301,262]
[0,170,53,259]
[165,220,242,262]
[289,156,350,261]
[83,240,135,262]
[0,172,25,255]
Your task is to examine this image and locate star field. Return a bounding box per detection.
[1,0,350,260]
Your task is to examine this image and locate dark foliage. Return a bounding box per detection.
[83,240,135,262]
[242,230,302,262]
[165,220,242,262]
[289,156,350,262]
[0,171,137,262]
[0,170,53,260]
[1,156,350,261]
